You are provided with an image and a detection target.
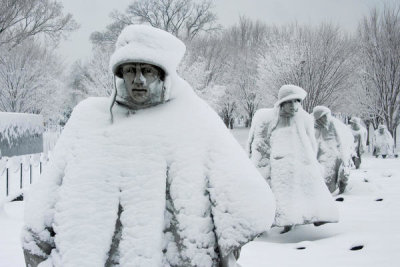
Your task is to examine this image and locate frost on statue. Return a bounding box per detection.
[0,112,44,157]
[247,85,338,233]
[312,106,354,194]
[22,25,275,267]
[348,117,367,169]
[372,124,394,158]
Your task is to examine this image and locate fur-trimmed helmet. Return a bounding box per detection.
[108,24,186,121]
[312,106,331,120]
[110,24,185,79]
[275,85,307,108]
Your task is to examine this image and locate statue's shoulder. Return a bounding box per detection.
[67,97,110,126]
[253,108,274,125]
[251,108,275,137]
[75,97,109,110]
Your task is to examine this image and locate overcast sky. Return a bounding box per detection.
[57,0,387,65]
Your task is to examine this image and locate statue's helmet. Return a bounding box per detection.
[312,106,331,120]
[109,24,186,103]
[275,84,307,108]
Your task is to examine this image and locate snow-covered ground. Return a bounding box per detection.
[238,156,400,267]
[1,127,399,267]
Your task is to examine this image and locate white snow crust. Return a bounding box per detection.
[3,131,400,267]
[0,112,44,143]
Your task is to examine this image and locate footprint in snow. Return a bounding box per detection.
[350,245,364,251]
[382,171,392,177]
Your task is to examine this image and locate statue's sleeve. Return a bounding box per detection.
[22,141,67,267]
[206,127,275,257]
[247,111,272,181]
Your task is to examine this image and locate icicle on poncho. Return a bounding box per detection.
[247,103,338,227]
[22,24,275,267]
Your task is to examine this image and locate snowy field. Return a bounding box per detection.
[1,128,399,266]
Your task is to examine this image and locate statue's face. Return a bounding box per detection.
[350,121,359,130]
[121,63,164,105]
[317,115,328,125]
[379,128,385,134]
[280,99,300,117]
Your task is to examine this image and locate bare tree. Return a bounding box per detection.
[0,38,68,120]
[91,0,219,47]
[302,25,355,113]
[179,33,230,93]
[0,0,78,47]
[230,52,262,127]
[67,61,92,105]
[225,17,268,127]
[120,0,219,40]
[90,19,126,48]
[259,24,355,113]
[0,0,77,126]
[358,3,400,138]
[80,46,115,97]
[180,17,269,127]
[218,91,237,129]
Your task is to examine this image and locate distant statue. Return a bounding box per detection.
[372,124,394,158]
[349,117,367,169]
[312,106,354,194]
[247,85,338,234]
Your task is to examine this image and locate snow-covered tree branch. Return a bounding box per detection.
[0,0,78,48]
[358,3,400,136]
[0,39,70,125]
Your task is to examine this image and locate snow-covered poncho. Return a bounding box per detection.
[22,75,275,267]
[349,125,367,157]
[372,127,394,156]
[247,108,338,227]
[314,116,354,193]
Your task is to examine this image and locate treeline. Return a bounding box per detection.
[70,0,400,137]
[0,0,78,126]
[1,0,399,138]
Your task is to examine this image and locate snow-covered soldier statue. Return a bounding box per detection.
[22,25,275,267]
[372,124,394,158]
[312,106,354,194]
[349,117,367,169]
[247,85,338,234]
